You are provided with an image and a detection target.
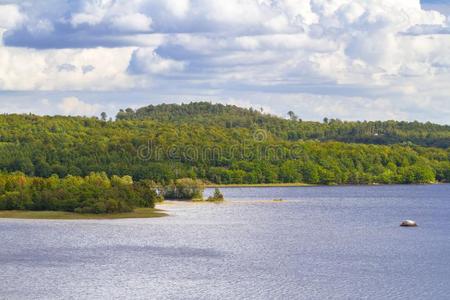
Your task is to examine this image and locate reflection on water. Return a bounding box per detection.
[1,184,449,300]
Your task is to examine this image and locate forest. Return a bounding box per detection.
[117,102,450,148]
[0,172,161,213]
[0,172,222,214]
[0,102,448,190]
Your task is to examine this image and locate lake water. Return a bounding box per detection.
[1,184,449,300]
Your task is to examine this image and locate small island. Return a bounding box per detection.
[161,178,224,202]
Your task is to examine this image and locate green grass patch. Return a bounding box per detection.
[0,208,168,220]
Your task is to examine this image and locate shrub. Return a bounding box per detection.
[163,178,204,200]
[206,188,224,202]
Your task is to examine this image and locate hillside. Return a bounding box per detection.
[117,102,450,148]
[0,103,449,185]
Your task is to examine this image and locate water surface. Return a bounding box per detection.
[1,184,449,299]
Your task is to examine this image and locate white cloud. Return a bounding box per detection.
[0,0,449,122]
[128,48,185,75]
[0,4,25,44]
[0,4,25,30]
[163,0,190,18]
[57,97,100,116]
[0,46,136,91]
[110,13,152,32]
[70,0,113,27]
[70,0,153,32]
[241,91,450,123]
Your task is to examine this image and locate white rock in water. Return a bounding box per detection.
[400,220,417,227]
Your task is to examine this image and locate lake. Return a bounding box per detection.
[1,184,449,299]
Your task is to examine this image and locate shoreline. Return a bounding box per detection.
[206,183,314,188]
[206,182,444,188]
[1,183,446,220]
[0,208,168,220]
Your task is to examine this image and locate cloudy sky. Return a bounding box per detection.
[0,0,449,123]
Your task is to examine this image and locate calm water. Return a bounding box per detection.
[1,185,449,300]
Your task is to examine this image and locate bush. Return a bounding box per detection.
[206,188,224,202]
[0,192,21,210]
[163,178,204,200]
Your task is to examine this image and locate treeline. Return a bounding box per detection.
[205,143,447,185]
[117,102,450,148]
[0,103,448,185]
[0,172,161,213]
[0,173,214,213]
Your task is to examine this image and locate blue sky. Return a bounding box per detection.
[0,0,449,123]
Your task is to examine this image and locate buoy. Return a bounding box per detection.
[400,220,417,227]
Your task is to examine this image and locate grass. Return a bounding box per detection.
[206,183,313,188]
[0,208,168,220]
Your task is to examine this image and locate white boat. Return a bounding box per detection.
[400,220,417,227]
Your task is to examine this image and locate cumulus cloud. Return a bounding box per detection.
[110,13,152,32]
[0,0,449,122]
[70,0,152,32]
[0,46,135,90]
[57,97,100,116]
[0,4,25,44]
[0,4,24,30]
[128,48,185,75]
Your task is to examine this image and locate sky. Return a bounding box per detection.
[0,0,449,123]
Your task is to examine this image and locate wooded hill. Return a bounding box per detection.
[0,102,448,185]
[117,102,450,148]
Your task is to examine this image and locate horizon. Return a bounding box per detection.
[0,0,449,124]
[2,100,450,125]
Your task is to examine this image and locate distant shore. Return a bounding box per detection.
[0,208,168,220]
[206,182,443,188]
[206,183,314,188]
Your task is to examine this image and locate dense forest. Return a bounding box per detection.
[117,102,450,148]
[0,172,160,213]
[0,102,448,187]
